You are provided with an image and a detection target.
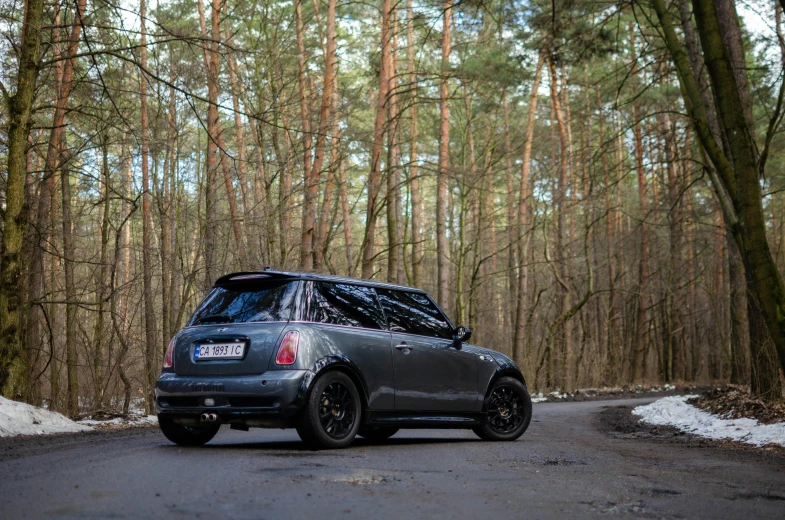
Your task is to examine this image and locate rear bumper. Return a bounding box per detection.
[154,370,310,424]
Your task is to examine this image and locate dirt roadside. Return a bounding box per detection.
[599,403,785,458]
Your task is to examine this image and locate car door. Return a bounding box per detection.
[299,281,395,410]
[376,289,479,412]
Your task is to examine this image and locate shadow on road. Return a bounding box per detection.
[158,436,480,452]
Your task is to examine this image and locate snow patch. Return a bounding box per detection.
[79,415,157,428]
[633,395,785,447]
[531,393,548,403]
[0,397,92,437]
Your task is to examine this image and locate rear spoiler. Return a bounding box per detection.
[213,270,298,286]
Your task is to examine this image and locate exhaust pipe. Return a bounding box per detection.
[209,413,218,422]
[200,412,219,423]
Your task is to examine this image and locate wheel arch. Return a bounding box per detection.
[480,367,527,413]
[299,355,371,412]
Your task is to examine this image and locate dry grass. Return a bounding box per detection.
[687,385,785,425]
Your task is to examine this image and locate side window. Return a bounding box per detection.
[376,289,453,339]
[303,282,386,330]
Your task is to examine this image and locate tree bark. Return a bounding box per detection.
[597,86,618,385]
[630,28,649,383]
[513,50,545,368]
[197,0,219,290]
[225,30,257,264]
[1,0,59,394]
[92,134,111,408]
[315,92,341,271]
[407,0,423,287]
[339,160,354,276]
[118,129,133,413]
[547,53,570,389]
[311,0,338,272]
[361,0,392,279]
[297,0,315,269]
[386,10,402,284]
[140,0,159,413]
[503,91,517,337]
[61,159,78,417]
[436,0,453,308]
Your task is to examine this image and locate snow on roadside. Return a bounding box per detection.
[633,395,785,447]
[79,415,157,429]
[0,396,92,437]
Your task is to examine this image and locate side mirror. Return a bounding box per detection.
[454,326,472,346]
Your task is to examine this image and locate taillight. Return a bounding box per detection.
[163,337,175,369]
[275,331,300,365]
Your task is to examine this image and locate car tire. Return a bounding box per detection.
[357,427,399,441]
[296,371,362,449]
[473,377,532,442]
[158,416,220,446]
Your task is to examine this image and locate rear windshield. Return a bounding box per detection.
[188,280,299,325]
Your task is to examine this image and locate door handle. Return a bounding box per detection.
[395,344,412,350]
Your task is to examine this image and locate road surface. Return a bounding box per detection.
[1,398,783,519]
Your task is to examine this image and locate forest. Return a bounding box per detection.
[1,0,784,416]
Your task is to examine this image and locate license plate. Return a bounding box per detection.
[194,342,246,361]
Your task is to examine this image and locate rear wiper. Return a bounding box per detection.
[196,313,232,324]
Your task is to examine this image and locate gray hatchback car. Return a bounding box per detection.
[155,270,532,449]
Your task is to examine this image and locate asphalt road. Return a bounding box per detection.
[1,398,784,519]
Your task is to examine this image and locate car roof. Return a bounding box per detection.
[214,270,427,294]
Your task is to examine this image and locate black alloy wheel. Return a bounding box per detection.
[318,382,356,439]
[473,376,532,441]
[296,371,362,449]
[487,386,524,433]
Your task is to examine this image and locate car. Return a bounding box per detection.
[155,270,533,449]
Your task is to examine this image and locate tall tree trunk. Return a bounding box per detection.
[93,134,111,408]
[203,12,246,269]
[61,159,77,417]
[197,0,219,290]
[160,54,177,347]
[315,93,340,271]
[386,11,402,284]
[514,50,545,368]
[724,231,749,383]
[547,53,570,389]
[140,0,159,413]
[216,134,248,268]
[1,0,62,394]
[339,160,354,275]
[407,0,423,287]
[244,95,270,263]
[224,30,256,260]
[597,86,618,385]
[362,0,392,279]
[660,101,681,384]
[48,231,60,411]
[436,0,453,308]
[22,140,40,404]
[296,0,315,269]
[118,128,133,413]
[311,0,338,272]
[503,90,517,340]
[630,27,649,383]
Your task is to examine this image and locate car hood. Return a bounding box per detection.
[461,344,518,368]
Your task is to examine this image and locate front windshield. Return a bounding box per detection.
[188,280,299,325]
